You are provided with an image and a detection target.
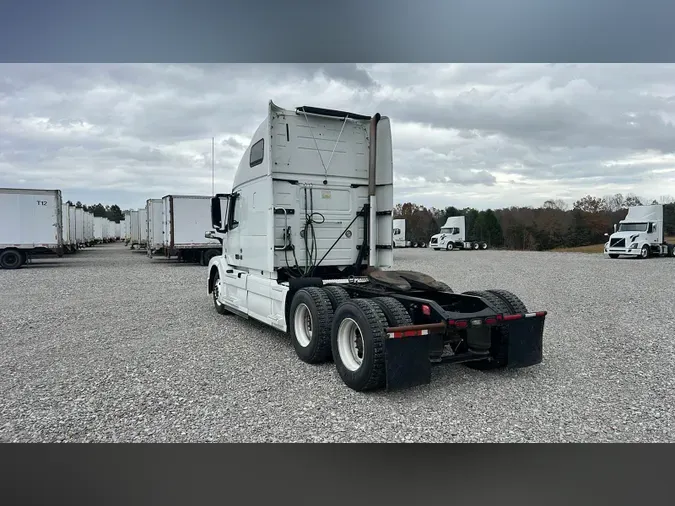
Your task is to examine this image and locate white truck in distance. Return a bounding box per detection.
[604,204,675,259]
[206,101,547,392]
[429,216,488,251]
[392,218,426,248]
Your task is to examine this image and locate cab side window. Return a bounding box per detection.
[250,139,264,167]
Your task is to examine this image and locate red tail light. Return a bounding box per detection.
[502,314,523,321]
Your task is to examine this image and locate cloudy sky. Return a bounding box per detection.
[2,63,675,211]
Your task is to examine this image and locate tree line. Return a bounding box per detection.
[394,193,675,251]
[65,201,126,223]
[70,192,675,251]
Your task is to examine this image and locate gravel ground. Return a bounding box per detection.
[1,243,674,442]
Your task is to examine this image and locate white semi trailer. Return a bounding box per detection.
[146,198,164,257]
[604,204,675,259]
[61,203,75,253]
[161,194,221,265]
[206,101,547,392]
[392,218,426,248]
[0,188,65,269]
[75,208,85,248]
[94,216,104,244]
[429,216,488,251]
[68,205,77,252]
[123,211,131,244]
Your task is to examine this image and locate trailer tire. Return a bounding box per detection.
[289,287,334,364]
[323,285,350,310]
[202,248,220,266]
[461,290,513,370]
[331,299,388,391]
[0,249,24,270]
[485,289,528,314]
[371,297,413,326]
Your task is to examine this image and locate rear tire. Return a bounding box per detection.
[289,287,334,364]
[461,290,513,370]
[323,285,350,310]
[486,289,528,314]
[480,242,488,250]
[0,249,24,270]
[331,299,388,391]
[371,297,413,326]
[472,242,479,250]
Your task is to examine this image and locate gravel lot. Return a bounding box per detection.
[1,243,674,442]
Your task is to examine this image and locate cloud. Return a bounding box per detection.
[2,63,675,210]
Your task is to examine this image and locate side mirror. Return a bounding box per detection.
[210,196,222,230]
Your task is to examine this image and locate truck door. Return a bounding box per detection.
[222,193,249,314]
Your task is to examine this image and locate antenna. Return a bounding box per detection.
[211,137,215,195]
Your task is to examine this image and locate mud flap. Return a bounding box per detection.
[384,336,432,390]
[506,317,545,368]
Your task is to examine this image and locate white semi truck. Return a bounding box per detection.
[429,216,488,251]
[0,188,65,269]
[206,101,547,392]
[392,218,426,248]
[604,204,675,259]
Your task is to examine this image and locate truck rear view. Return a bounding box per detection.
[161,195,221,265]
[0,188,64,269]
[206,101,547,392]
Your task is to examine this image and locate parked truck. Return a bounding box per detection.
[392,218,426,248]
[161,194,221,265]
[206,101,547,392]
[604,204,675,259]
[0,188,65,269]
[429,216,488,251]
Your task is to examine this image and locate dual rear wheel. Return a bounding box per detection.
[288,287,413,391]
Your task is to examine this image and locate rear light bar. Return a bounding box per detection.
[385,311,547,339]
[447,311,547,328]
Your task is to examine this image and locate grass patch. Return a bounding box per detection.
[554,236,675,254]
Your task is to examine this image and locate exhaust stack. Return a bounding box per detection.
[368,113,382,267]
